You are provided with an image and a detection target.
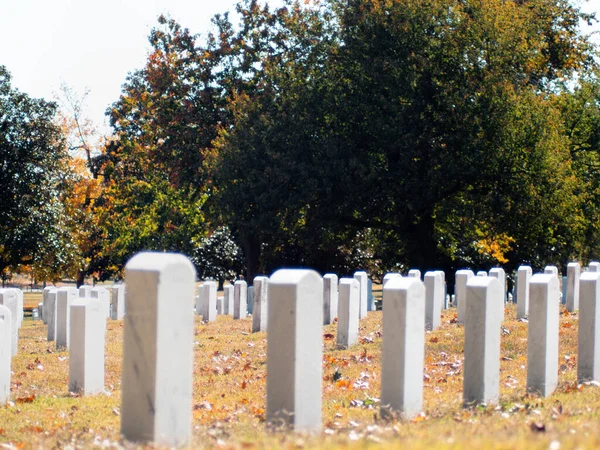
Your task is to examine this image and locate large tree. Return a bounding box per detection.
[0,66,76,282]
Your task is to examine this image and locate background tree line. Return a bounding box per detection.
[2,0,600,286]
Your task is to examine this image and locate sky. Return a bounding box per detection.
[1,0,599,133]
[0,0,243,131]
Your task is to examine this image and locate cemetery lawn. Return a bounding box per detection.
[2,300,600,449]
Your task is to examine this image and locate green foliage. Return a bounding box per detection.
[190,226,245,287]
[0,66,79,281]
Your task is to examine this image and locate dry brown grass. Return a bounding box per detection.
[1,296,600,449]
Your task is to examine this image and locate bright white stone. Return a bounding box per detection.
[464,277,501,405]
[589,261,600,272]
[13,289,23,328]
[56,287,77,349]
[544,266,559,277]
[424,271,443,331]
[78,285,93,298]
[91,287,111,318]
[408,269,421,279]
[456,270,474,324]
[195,284,206,317]
[252,276,269,333]
[578,272,600,382]
[223,285,234,316]
[517,266,532,319]
[37,303,43,321]
[234,280,248,319]
[383,273,402,287]
[489,267,506,321]
[353,271,368,319]
[46,289,58,343]
[477,271,487,277]
[121,252,196,446]
[381,277,425,419]
[323,274,338,325]
[267,269,322,431]
[111,285,126,320]
[69,298,106,395]
[42,286,54,324]
[566,262,580,312]
[202,281,217,322]
[0,305,11,404]
[527,274,559,397]
[216,297,223,315]
[337,278,359,349]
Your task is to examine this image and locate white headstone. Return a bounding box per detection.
[56,287,77,350]
[42,286,54,324]
[455,270,474,323]
[267,269,322,431]
[0,305,11,404]
[464,277,501,405]
[111,284,126,320]
[121,252,196,446]
[323,274,339,325]
[69,298,106,395]
[353,271,368,319]
[78,285,93,298]
[195,284,206,317]
[527,274,559,397]
[216,297,223,315]
[424,271,443,331]
[223,285,234,316]
[408,269,421,280]
[337,278,359,349]
[381,277,425,419]
[383,273,402,287]
[589,261,600,272]
[46,289,58,343]
[566,262,580,312]
[90,287,111,318]
[477,271,487,277]
[517,266,532,319]
[578,272,600,382]
[544,265,559,277]
[13,289,23,328]
[488,267,506,321]
[202,281,217,322]
[252,276,269,333]
[37,303,43,321]
[234,280,248,320]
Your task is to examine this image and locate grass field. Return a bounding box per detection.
[1,295,600,449]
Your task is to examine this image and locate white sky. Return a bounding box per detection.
[1,0,599,133]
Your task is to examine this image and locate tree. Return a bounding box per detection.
[0,66,79,283]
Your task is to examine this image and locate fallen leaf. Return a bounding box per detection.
[529,422,546,432]
[241,380,248,389]
[429,337,439,343]
[15,394,36,404]
[323,333,335,340]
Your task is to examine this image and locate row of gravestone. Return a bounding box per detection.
[0,288,24,404]
[1,255,598,447]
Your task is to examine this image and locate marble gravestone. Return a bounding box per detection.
[202,281,217,323]
[0,289,18,355]
[223,285,234,316]
[424,271,443,331]
[337,278,359,349]
[488,267,506,321]
[91,287,111,318]
[46,289,58,343]
[566,262,580,312]
[381,277,425,419]
[408,269,421,280]
[234,280,248,320]
[578,272,600,382]
[111,284,126,320]
[69,298,106,395]
[252,276,269,333]
[266,269,322,432]
[353,271,368,320]
[0,305,11,404]
[56,287,77,349]
[517,266,532,319]
[463,277,501,405]
[527,274,559,397]
[121,252,196,447]
[323,274,339,325]
[455,270,474,324]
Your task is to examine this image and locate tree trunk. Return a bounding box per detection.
[76,270,85,288]
[242,234,261,282]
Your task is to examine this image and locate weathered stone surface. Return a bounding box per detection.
[578,272,600,382]
[56,287,77,349]
[354,271,368,319]
[69,298,106,395]
[381,277,425,419]
[252,276,269,333]
[121,252,196,447]
[337,278,359,349]
[463,277,501,405]
[0,305,11,404]
[566,262,580,312]
[323,274,339,325]
[456,270,474,324]
[267,269,322,432]
[517,266,532,319]
[527,274,559,397]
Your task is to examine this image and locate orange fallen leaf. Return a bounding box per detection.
[16,394,36,404]
[323,333,335,340]
[562,322,572,328]
[429,337,439,343]
[241,380,248,389]
[336,379,352,389]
